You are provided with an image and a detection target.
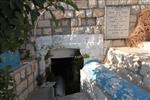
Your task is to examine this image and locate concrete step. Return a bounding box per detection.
[55,92,91,100]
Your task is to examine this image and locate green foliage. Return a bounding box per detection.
[0,66,18,100]
[0,0,78,53]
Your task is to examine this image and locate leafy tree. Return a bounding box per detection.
[0,0,78,53]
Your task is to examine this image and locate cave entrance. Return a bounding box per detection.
[50,49,83,95]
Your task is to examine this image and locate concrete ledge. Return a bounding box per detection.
[81,61,150,100]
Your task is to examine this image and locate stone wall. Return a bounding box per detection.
[11,61,38,100]
[33,0,150,61]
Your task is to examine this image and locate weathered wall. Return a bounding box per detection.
[11,61,38,100]
[33,0,150,61]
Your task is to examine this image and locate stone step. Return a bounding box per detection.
[105,47,150,91]
[55,92,91,100]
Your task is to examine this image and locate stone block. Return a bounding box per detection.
[88,0,97,8]
[130,15,137,23]
[139,0,150,4]
[75,10,86,18]
[20,70,26,80]
[38,20,51,28]
[129,22,136,33]
[28,84,34,94]
[28,74,33,85]
[81,18,86,26]
[127,0,138,4]
[35,28,43,36]
[86,9,93,17]
[131,5,140,15]
[96,17,104,25]
[112,40,126,47]
[61,19,70,27]
[23,89,29,100]
[54,27,63,34]
[93,9,104,17]
[26,66,32,76]
[104,40,112,48]
[16,79,27,95]
[85,26,94,34]
[64,10,74,18]
[44,11,52,19]
[53,10,64,19]
[93,26,102,34]
[71,18,78,27]
[86,18,96,26]
[98,0,105,8]
[71,27,85,34]
[43,28,52,35]
[14,73,21,85]
[106,0,120,5]
[75,0,88,9]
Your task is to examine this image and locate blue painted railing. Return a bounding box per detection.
[0,50,20,69]
[83,61,150,100]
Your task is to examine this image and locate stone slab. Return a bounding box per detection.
[105,6,130,39]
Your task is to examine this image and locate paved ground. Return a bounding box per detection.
[55,92,92,100]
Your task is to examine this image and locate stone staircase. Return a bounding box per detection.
[55,92,91,100]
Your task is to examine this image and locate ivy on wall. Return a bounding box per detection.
[0,0,78,53]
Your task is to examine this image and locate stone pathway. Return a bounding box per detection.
[55,92,92,100]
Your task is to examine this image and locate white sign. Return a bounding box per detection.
[106,6,130,39]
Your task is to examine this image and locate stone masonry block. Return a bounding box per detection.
[75,10,86,18]
[131,5,140,15]
[85,26,94,34]
[64,10,74,18]
[44,11,52,19]
[86,18,96,26]
[71,18,78,27]
[75,0,88,9]
[20,70,26,80]
[43,28,52,35]
[93,9,104,17]
[139,0,150,4]
[93,26,102,34]
[81,18,86,26]
[89,0,97,8]
[130,15,137,23]
[38,20,51,28]
[86,9,93,17]
[98,0,105,8]
[127,0,138,5]
[53,10,64,19]
[26,66,32,76]
[28,83,34,94]
[16,79,27,95]
[14,73,21,85]
[112,40,126,47]
[28,74,33,85]
[71,27,85,34]
[96,17,104,25]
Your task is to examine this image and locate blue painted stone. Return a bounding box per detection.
[0,50,20,69]
[83,61,150,100]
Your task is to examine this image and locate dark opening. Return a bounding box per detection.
[51,55,83,95]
